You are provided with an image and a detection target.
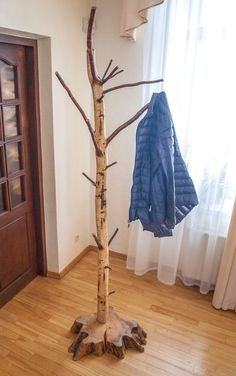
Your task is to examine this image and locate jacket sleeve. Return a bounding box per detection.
[129,117,152,224]
[150,93,176,229]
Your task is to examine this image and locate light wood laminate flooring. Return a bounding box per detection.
[0,250,236,375]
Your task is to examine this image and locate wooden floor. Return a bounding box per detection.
[0,250,236,376]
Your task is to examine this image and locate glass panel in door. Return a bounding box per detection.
[0,60,17,100]
[6,142,22,175]
[0,183,6,213]
[0,147,5,178]
[9,176,24,208]
[3,106,19,139]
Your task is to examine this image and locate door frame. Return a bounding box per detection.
[0,34,47,276]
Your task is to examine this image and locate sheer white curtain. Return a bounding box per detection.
[213,199,236,310]
[127,0,236,293]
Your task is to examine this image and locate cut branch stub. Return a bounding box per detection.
[102,66,119,83]
[96,95,104,103]
[106,161,118,170]
[82,172,96,187]
[108,228,119,246]
[92,233,103,250]
[102,59,113,81]
[109,69,124,80]
[104,265,112,270]
[101,61,124,85]
[102,66,123,84]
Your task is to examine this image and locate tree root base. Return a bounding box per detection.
[68,306,147,360]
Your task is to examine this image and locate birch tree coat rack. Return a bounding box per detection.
[55,6,163,361]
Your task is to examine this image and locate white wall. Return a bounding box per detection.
[90,0,146,254]
[0,0,148,274]
[0,0,92,272]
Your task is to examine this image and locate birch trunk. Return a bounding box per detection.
[57,5,149,360]
[92,83,109,323]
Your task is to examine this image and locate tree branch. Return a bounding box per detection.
[102,68,124,85]
[87,7,99,82]
[108,228,119,246]
[106,103,149,146]
[108,69,124,80]
[102,66,119,84]
[82,172,97,187]
[55,71,102,156]
[105,161,118,170]
[92,234,103,250]
[102,59,113,81]
[103,78,163,95]
[104,265,112,270]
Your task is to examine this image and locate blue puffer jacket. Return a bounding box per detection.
[129,92,199,237]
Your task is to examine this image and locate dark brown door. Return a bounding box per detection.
[0,43,38,306]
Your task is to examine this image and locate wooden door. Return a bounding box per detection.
[0,43,38,306]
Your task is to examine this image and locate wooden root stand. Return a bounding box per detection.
[56,7,163,361]
[69,307,147,360]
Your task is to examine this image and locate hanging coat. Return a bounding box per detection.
[129,92,199,237]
